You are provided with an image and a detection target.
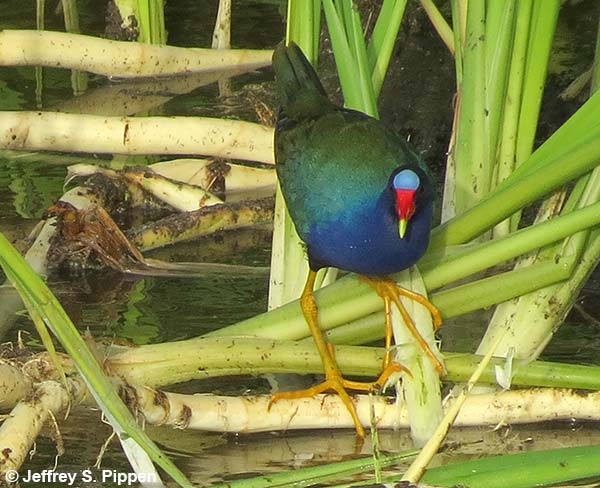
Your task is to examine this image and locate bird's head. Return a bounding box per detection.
[391,168,423,239]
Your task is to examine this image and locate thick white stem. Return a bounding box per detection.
[0,30,272,78]
[0,111,274,164]
[136,388,600,433]
[0,378,85,477]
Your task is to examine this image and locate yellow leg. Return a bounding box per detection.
[361,275,445,374]
[270,269,366,437]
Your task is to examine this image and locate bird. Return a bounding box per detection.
[271,41,443,437]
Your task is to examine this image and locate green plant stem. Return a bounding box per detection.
[134,0,166,44]
[391,268,443,445]
[507,89,600,183]
[286,0,320,62]
[431,125,600,250]
[368,0,408,97]
[419,0,454,54]
[505,0,560,233]
[322,0,377,115]
[348,2,378,116]
[453,0,488,216]
[214,226,574,345]
[422,444,600,488]
[319,311,384,344]
[476,32,600,361]
[484,0,507,71]
[108,336,600,391]
[494,0,532,196]
[516,0,560,163]
[450,0,463,83]
[319,257,569,345]
[35,0,44,108]
[484,0,515,177]
[478,228,600,359]
[431,257,573,318]
[592,12,600,93]
[61,0,87,96]
[420,198,600,290]
[208,449,419,488]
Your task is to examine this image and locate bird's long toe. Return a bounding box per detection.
[269,375,366,437]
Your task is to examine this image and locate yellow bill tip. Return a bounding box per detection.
[398,218,408,239]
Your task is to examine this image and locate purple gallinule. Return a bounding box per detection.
[272,42,442,437]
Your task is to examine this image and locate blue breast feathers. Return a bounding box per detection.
[304,190,433,275]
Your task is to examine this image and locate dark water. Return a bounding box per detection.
[1,1,600,487]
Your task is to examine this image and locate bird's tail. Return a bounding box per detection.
[272,41,331,120]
